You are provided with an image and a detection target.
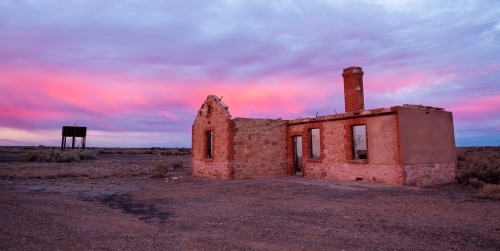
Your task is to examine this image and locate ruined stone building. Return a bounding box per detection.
[191,66,457,187]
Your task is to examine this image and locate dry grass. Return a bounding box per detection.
[0,146,55,154]
[0,163,148,180]
[0,146,191,156]
[96,147,191,156]
[0,149,190,182]
[1,165,95,179]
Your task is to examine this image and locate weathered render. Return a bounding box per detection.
[191,67,457,187]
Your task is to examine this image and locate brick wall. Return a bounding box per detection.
[192,95,233,179]
[192,96,287,179]
[286,114,403,184]
[342,66,365,113]
[232,118,287,178]
[343,117,368,162]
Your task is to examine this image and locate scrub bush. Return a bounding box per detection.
[478,184,500,200]
[151,162,169,178]
[172,161,184,170]
[151,160,184,178]
[458,154,500,185]
[20,149,96,163]
[78,149,97,160]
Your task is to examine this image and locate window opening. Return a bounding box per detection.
[293,136,303,174]
[207,105,212,116]
[206,131,213,159]
[352,125,367,159]
[309,128,320,159]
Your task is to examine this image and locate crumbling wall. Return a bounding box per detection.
[232,118,287,178]
[192,95,233,179]
[191,97,457,187]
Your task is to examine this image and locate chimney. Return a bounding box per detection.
[342,66,364,113]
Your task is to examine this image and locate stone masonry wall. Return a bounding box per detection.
[192,160,232,179]
[232,118,287,178]
[404,162,457,187]
[192,95,233,179]
[306,163,402,184]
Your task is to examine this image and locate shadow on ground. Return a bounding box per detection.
[80,193,171,225]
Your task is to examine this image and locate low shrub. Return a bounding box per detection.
[57,151,79,162]
[151,162,169,178]
[78,149,97,160]
[151,161,184,178]
[177,148,191,155]
[98,149,113,154]
[20,151,43,162]
[20,150,64,162]
[20,149,97,163]
[467,177,486,189]
[171,161,184,170]
[478,184,500,200]
[458,154,500,185]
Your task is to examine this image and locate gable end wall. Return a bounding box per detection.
[192,95,233,179]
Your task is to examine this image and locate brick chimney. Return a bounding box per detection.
[342,66,364,113]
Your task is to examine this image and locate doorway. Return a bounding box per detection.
[293,136,303,175]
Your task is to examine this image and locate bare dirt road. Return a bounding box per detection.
[1,153,500,250]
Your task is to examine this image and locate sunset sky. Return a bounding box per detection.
[1,0,499,147]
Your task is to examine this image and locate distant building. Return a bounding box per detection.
[191,67,457,187]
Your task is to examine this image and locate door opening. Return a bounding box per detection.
[293,136,303,175]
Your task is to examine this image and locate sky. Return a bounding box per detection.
[0,0,499,147]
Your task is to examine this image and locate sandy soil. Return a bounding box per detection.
[1,153,500,250]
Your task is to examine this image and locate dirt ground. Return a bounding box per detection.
[1,151,500,250]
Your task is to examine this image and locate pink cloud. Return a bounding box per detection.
[446,95,500,122]
[0,65,343,133]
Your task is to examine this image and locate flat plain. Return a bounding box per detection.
[0,146,499,250]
